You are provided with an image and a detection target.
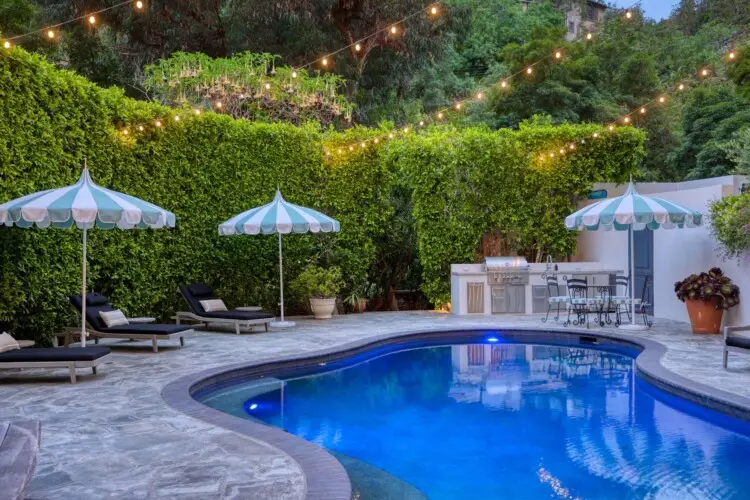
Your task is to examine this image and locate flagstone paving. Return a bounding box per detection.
[2,311,750,499]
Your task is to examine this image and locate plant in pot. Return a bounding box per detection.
[674,267,740,334]
[344,283,374,314]
[291,265,343,320]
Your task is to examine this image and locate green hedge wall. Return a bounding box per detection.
[0,48,644,341]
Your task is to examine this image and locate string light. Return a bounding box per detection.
[608,125,615,132]
[569,143,575,150]
[46,30,55,39]
[501,80,509,89]
[700,68,710,77]
[122,128,128,135]
[555,51,562,59]
[437,112,444,119]
[137,125,144,131]
[215,101,223,109]
[403,126,409,133]
[88,15,96,24]
[265,83,271,90]
[678,83,685,91]
[374,138,379,144]
[390,25,398,34]
[658,96,666,103]
[430,5,439,15]
[623,116,631,124]
[349,145,354,151]
[135,0,143,9]
[174,115,180,121]
[729,51,736,60]
[321,57,328,67]
[476,92,484,99]
[625,11,632,19]
[419,120,425,126]
[593,132,599,138]
[194,109,201,115]
[355,43,361,52]
[388,133,394,139]
[338,148,343,153]
[526,67,533,75]
[640,107,646,114]
[586,33,593,41]
[291,71,298,78]
[154,120,162,127]
[360,142,366,148]
[3,41,10,49]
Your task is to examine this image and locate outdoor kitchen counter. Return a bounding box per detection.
[450,262,625,316]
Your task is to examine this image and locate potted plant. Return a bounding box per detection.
[674,267,740,334]
[291,265,343,320]
[344,292,366,313]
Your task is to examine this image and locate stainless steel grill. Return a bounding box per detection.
[484,256,530,285]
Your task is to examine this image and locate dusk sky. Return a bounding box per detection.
[612,0,677,21]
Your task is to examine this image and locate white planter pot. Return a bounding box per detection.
[309,298,336,320]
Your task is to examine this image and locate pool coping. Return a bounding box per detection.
[161,325,750,500]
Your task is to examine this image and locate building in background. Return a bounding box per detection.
[520,0,608,40]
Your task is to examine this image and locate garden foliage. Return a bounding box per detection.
[0,49,643,340]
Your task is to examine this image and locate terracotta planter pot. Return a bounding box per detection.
[309,298,336,320]
[351,299,367,314]
[685,298,724,334]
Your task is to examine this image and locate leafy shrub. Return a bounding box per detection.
[709,193,750,261]
[674,267,740,310]
[290,266,343,299]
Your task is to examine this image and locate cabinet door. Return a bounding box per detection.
[491,286,507,313]
[507,285,526,313]
[532,286,548,313]
[467,282,484,314]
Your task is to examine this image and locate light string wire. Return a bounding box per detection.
[3,0,142,44]
[326,3,743,160]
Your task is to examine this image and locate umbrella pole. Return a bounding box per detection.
[278,232,284,323]
[620,225,648,330]
[81,228,87,348]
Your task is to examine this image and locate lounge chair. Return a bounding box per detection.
[0,345,111,383]
[177,283,274,334]
[723,324,750,368]
[69,294,193,353]
[0,420,41,500]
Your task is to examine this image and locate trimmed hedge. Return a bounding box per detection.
[0,48,644,341]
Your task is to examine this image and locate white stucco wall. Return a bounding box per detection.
[573,176,749,327]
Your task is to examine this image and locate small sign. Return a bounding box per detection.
[588,189,608,200]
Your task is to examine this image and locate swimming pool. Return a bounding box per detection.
[198,336,750,499]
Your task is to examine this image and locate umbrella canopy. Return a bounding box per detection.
[219,190,339,235]
[0,168,175,229]
[219,190,340,328]
[565,182,703,232]
[565,181,704,331]
[0,167,175,346]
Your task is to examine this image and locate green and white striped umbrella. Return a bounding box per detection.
[219,190,339,235]
[565,182,703,231]
[0,166,176,346]
[0,168,175,229]
[565,181,704,331]
[219,190,340,328]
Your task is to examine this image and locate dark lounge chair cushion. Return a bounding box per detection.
[726,335,750,350]
[180,283,216,314]
[70,294,113,331]
[98,324,192,335]
[0,347,110,363]
[197,310,274,321]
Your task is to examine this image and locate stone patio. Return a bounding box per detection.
[2,311,750,499]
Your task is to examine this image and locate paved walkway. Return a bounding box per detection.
[2,312,750,499]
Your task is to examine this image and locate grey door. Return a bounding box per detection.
[631,230,654,309]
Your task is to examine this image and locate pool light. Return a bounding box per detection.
[487,336,499,343]
[249,403,258,410]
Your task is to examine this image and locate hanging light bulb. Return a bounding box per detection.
[215,101,223,109]
[390,25,398,34]
[321,57,328,67]
[640,107,646,114]
[155,120,162,127]
[349,145,354,151]
[700,68,710,77]
[360,142,366,148]
[569,143,575,150]
[355,43,361,52]
[501,80,509,89]
[593,132,599,138]
[586,33,593,41]
[374,138,379,144]
[455,102,462,110]
[88,15,96,24]
[549,152,555,158]
[555,51,562,59]
[623,116,631,124]
[137,125,144,131]
[265,83,271,90]
[47,30,55,39]
[419,120,425,127]
[608,124,615,131]
[403,127,409,133]
[194,109,201,115]
[388,132,394,139]
[559,148,565,155]
[338,148,343,153]
[122,128,129,135]
[658,96,666,103]
[625,11,632,19]
[728,51,736,60]
[476,92,484,99]
[678,83,685,91]
[174,115,180,121]
[526,67,533,75]
[135,0,144,9]
[3,41,10,49]
[430,5,438,15]
[291,70,298,78]
[437,112,444,120]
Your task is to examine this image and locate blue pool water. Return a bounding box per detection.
[200,339,750,499]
